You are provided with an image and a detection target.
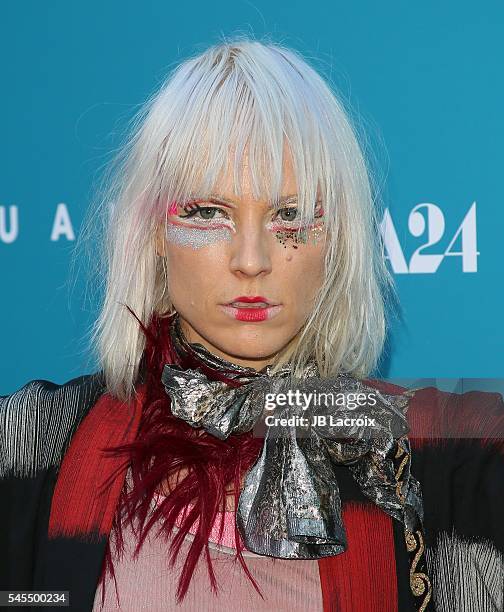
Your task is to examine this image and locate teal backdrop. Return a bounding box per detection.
[1,1,503,393]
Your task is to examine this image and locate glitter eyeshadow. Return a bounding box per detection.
[165,224,232,249]
[273,224,325,249]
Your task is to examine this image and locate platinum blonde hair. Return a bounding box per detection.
[80,35,396,401]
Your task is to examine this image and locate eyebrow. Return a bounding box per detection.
[207,193,299,208]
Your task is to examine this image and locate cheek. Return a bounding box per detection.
[164,244,224,304]
[279,246,326,308]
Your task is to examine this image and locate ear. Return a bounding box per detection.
[155,223,167,257]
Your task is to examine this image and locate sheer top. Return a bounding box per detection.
[92,490,323,611]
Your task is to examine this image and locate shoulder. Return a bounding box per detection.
[363,377,504,445]
[409,385,504,442]
[365,377,504,607]
[408,387,504,609]
[0,372,106,478]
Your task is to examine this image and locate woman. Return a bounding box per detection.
[1,38,503,612]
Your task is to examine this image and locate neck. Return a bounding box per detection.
[177,316,278,372]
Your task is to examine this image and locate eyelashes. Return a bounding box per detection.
[178,203,229,222]
[267,203,324,229]
[174,201,324,228]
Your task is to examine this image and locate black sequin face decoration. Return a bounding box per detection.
[267,200,326,249]
[273,224,325,249]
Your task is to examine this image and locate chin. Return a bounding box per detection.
[217,326,289,360]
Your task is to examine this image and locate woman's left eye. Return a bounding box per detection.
[272,203,324,224]
[274,207,299,222]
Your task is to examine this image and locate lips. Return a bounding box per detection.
[230,301,269,308]
[219,296,283,322]
[227,296,278,307]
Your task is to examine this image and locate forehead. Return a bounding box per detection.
[206,143,298,202]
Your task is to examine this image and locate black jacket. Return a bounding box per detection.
[1,372,503,611]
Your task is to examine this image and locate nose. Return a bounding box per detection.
[228,224,272,278]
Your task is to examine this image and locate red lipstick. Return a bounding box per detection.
[230,296,271,303]
[219,296,283,322]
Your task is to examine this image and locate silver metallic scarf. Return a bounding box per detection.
[160,316,429,567]
[161,316,433,608]
[159,315,434,608]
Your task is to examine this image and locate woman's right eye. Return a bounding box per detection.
[179,204,228,220]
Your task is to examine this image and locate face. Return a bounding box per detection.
[156,148,327,370]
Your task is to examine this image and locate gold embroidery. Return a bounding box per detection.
[394,443,409,503]
[393,433,433,610]
[404,528,432,611]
